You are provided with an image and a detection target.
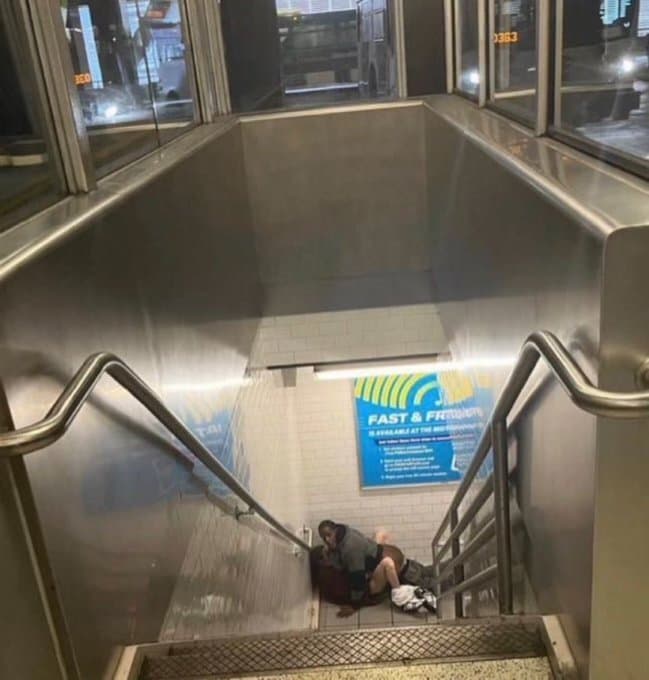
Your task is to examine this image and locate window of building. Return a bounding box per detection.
[221,0,398,113]
[0,6,64,232]
[556,0,649,169]
[490,0,538,123]
[62,0,197,177]
[456,0,482,98]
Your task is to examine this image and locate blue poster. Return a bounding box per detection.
[81,396,252,514]
[355,371,493,488]
[170,399,250,498]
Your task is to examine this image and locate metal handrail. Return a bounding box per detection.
[0,352,310,552]
[431,330,649,616]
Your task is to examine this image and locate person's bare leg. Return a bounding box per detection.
[368,557,400,594]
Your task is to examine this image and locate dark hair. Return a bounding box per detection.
[318,520,337,535]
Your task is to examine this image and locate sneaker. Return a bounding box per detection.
[402,595,426,613]
[415,587,437,613]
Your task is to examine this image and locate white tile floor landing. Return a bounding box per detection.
[318,595,437,631]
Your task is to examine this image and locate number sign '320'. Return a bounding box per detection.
[74,72,92,86]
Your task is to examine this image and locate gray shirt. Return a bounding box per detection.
[328,525,380,605]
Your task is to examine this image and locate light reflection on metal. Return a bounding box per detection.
[314,355,516,380]
[431,330,649,617]
[0,352,309,552]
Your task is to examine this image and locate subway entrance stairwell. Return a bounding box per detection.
[3,0,649,677]
[3,328,649,678]
[1,94,649,680]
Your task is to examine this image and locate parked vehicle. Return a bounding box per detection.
[278,10,358,90]
[357,0,397,97]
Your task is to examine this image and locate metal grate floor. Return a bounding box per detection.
[140,621,546,679]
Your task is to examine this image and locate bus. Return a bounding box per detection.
[278,10,358,91]
[356,0,397,97]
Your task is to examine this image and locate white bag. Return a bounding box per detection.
[390,585,418,607]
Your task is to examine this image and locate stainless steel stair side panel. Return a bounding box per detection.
[0,124,264,679]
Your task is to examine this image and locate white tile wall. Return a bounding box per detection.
[248,304,457,565]
[234,369,306,531]
[159,368,313,643]
[252,304,448,368]
[294,376,458,564]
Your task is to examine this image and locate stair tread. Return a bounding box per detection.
[217,657,553,679]
[140,620,547,679]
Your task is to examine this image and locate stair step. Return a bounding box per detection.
[196,657,553,679]
[140,620,546,679]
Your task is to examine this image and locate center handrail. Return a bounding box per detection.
[0,352,310,552]
[430,330,649,615]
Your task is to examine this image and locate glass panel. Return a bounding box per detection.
[221,0,397,114]
[558,0,649,164]
[146,0,196,145]
[62,1,196,177]
[0,6,64,232]
[492,0,537,122]
[457,0,481,97]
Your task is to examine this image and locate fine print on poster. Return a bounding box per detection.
[355,371,493,488]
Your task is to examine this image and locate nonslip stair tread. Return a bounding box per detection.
[140,621,546,679]
[220,657,553,679]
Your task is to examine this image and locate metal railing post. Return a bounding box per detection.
[450,507,464,617]
[444,0,454,93]
[554,0,565,127]
[432,541,442,619]
[535,0,551,136]
[0,353,309,553]
[393,0,408,98]
[429,330,649,613]
[478,0,487,106]
[492,417,513,614]
[487,0,495,103]
[26,0,96,192]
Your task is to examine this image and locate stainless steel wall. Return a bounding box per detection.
[0,401,68,680]
[241,103,435,315]
[591,228,649,680]
[0,124,309,679]
[424,96,649,677]
[159,366,312,642]
[422,97,617,677]
[3,96,647,679]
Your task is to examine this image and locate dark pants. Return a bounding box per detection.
[399,559,436,590]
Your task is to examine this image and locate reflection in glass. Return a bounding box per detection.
[559,0,649,165]
[357,0,396,98]
[0,6,63,231]
[492,0,537,121]
[457,0,481,97]
[63,1,196,176]
[222,0,397,113]
[278,9,358,94]
[147,1,197,145]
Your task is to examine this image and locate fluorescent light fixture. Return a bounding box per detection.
[313,355,516,381]
[468,69,480,86]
